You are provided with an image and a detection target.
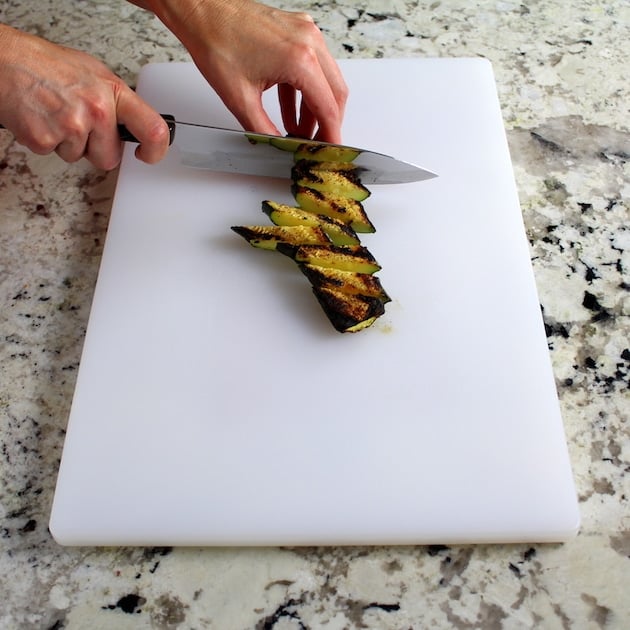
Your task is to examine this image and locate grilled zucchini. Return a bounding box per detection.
[231,225,330,250]
[292,164,371,201]
[268,136,304,152]
[277,244,381,274]
[292,185,375,234]
[232,132,391,333]
[294,143,360,163]
[299,264,390,302]
[311,286,385,333]
[294,160,362,175]
[261,200,360,246]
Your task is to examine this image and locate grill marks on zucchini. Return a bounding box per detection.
[261,200,360,246]
[292,185,375,234]
[278,244,381,275]
[231,225,331,250]
[312,287,385,333]
[292,162,371,201]
[299,264,391,302]
[231,141,390,333]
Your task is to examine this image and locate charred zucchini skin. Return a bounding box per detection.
[292,185,375,234]
[261,200,360,246]
[277,244,381,274]
[268,136,304,152]
[292,163,371,202]
[245,133,271,145]
[294,143,360,163]
[298,264,391,303]
[231,225,330,250]
[311,286,385,333]
[232,135,390,333]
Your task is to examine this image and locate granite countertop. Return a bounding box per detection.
[1,1,628,628]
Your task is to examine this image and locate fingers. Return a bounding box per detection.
[278,84,299,136]
[279,59,346,144]
[50,88,167,170]
[43,86,166,170]
[0,27,169,170]
[278,84,317,140]
[115,85,170,165]
[173,2,347,144]
[296,49,348,143]
[274,18,348,143]
[230,94,282,137]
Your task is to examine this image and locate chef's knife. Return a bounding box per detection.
[118,114,437,185]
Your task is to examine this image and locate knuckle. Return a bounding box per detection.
[63,152,82,164]
[86,97,111,125]
[29,132,58,155]
[292,41,319,68]
[54,140,84,163]
[96,154,121,171]
[60,110,89,140]
[295,11,315,25]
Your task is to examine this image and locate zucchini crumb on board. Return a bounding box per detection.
[231,141,390,333]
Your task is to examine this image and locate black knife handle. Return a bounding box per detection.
[0,114,177,146]
[117,114,176,145]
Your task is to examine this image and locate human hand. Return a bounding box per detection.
[0,25,170,170]
[145,0,348,143]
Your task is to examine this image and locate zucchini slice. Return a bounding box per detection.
[231,225,330,250]
[294,143,360,163]
[292,185,375,234]
[233,134,389,333]
[245,133,271,145]
[299,264,391,302]
[278,244,381,274]
[261,200,360,246]
[292,164,371,201]
[311,286,385,333]
[269,136,304,152]
[293,160,360,174]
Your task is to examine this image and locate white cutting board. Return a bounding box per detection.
[49,59,579,546]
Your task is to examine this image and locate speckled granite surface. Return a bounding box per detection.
[1,1,628,628]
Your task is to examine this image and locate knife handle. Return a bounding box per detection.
[117,114,176,146]
[0,114,177,146]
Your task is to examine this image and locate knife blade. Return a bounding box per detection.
[119,115,437,185]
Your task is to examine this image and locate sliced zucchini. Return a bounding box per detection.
[312,286,385,333]
[294,143,360,163]
[292,185,375,234]
[299,264,391,302]
[231,225,330,250]
[293,160,359,174]
[261,200,360,246]
[278,244,381,274]
[245,133,271,145]
[233,132,388,333]
[292,165,371,201]
[269,136,304,152]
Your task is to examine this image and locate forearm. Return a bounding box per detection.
[0,23,26,76]
[0,24,48,128]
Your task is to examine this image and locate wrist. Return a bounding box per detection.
[0,24,20,63]
[139,0,247,48]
